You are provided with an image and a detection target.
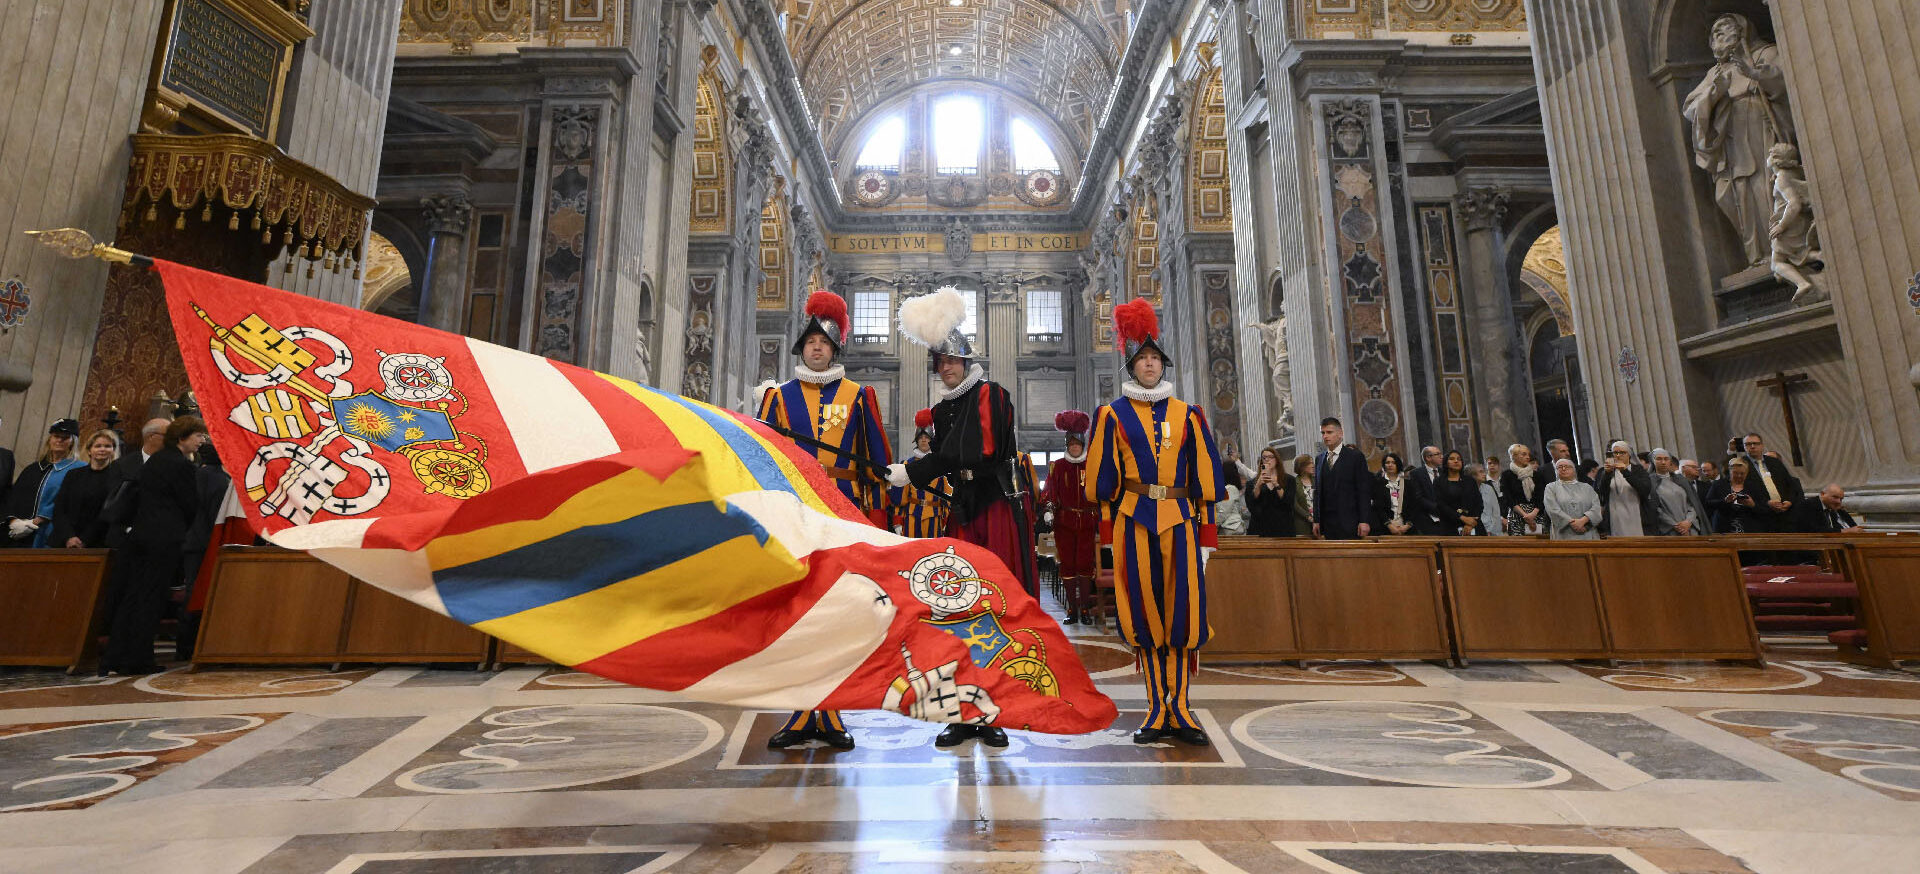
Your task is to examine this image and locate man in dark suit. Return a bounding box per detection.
[1740,433,1803,519]
[103,418,171,548]
[1795,484,1863,533]
[1403,445,1445,535]
[1312,417,1373,540]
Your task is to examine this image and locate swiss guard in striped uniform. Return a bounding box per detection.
[1086,299,1225,746]
[889,409,949,538]
[757,290,893,750]
[1042,410,1099,625]
[885,287,1027,749]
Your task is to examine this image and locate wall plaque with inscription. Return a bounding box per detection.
[149,0,310,139]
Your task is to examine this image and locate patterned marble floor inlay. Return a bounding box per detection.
[202,717,424,790]
[390,704,722,794]
[7,641,1920,874]
[1529,710,1773,782]
[1289,845,1660,874]
[0,715,270,811]
[1697,709,1920,796]
[1231,701,1578,789]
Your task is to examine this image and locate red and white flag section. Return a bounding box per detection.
[154,260,1115,735]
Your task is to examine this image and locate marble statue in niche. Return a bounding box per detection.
[1681,13,1799,271]
[1251,314,1294,438]
[1768,144,1826,304]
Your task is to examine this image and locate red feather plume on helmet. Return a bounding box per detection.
[804,290,848,337]
[914,408,935,429]
[1112,298,1159,346]
[1054,409,1090,435]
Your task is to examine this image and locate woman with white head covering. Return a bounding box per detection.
[1648,448,1712,536]
[1594,439,1651,537]
[1498,443,1551,536]
[1544,458,1604,540]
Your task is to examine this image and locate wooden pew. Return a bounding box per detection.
[1206,537,1451,662]
[193,546,489,668]
[1440,538,1762,665]
[0,549,112,672]
[1836,535,1920,668]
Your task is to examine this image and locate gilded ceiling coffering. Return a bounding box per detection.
[782,0,1127,158]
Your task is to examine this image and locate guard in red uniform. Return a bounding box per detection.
[1042,410,1098,625]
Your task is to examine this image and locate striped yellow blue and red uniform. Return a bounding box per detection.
[890,469,949,538]
[757,373,892,736]
[1085,393,1223,733]
[152,260,1117,735]
[758,376,893,528]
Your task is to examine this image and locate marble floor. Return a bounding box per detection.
[3,606,1919,873]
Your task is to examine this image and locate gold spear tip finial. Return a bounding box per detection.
[25,228,142,265]
[25,228,99,259]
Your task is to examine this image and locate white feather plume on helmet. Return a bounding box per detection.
[897,288,976,363]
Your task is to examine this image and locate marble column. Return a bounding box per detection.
[1456,187,1519,458]
[1770,0,1920,526]
[985,275,1021,379]
[417,193,472,333]
[1525,0,1723,455]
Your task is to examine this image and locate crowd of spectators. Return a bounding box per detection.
[3,414,230,675]
[1217,429,1862,542]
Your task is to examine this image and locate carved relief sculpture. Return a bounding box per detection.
[1252,314,1293,438]
[1768,145,1826,304]
[1681,13,1798,271]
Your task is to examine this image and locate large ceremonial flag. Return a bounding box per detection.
[154,261,1114,734]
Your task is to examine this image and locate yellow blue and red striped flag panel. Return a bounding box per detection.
[156,261,1114,734]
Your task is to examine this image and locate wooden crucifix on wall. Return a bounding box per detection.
[1755,371,1811,467]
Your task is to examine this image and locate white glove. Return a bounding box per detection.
[1200,546,1216,569]
[885,463,911,488]
[1043,510,1055,525]
[7,518,37,539]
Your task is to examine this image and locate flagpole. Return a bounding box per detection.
[25,228,154,268]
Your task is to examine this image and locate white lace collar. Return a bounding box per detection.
[936,364,985,402]
[1063,450,1087,464]
[1121,379,1174,403]
[794,363,845,385]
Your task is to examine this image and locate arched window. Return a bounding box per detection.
[933,96,984,174]
[1009,117,1060,173]
[854,115,906,170]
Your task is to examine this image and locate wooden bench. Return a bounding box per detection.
[1440,538,1762,665]
[1203,537,1451,663]
[194,546,490,668]
[0,549,112,672]
[1834,535,1920,668]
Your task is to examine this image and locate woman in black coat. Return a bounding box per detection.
[102,417,207,675]
[1244,447,1298,537]
[1433,450,1485,535]
[49,430,121,548]
[1706,456,1775,534]
[1497,443,1553,536]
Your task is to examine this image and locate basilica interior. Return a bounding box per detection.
[3,1,1920,872]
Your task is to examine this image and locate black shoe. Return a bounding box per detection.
[934,724,972,747]
[977,726,1009,748]
[1132,726,1167,744]
[816,729,856,750]
[1062,612,1079,625]
[766,729,811,748]
[1172,727,1210,746]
